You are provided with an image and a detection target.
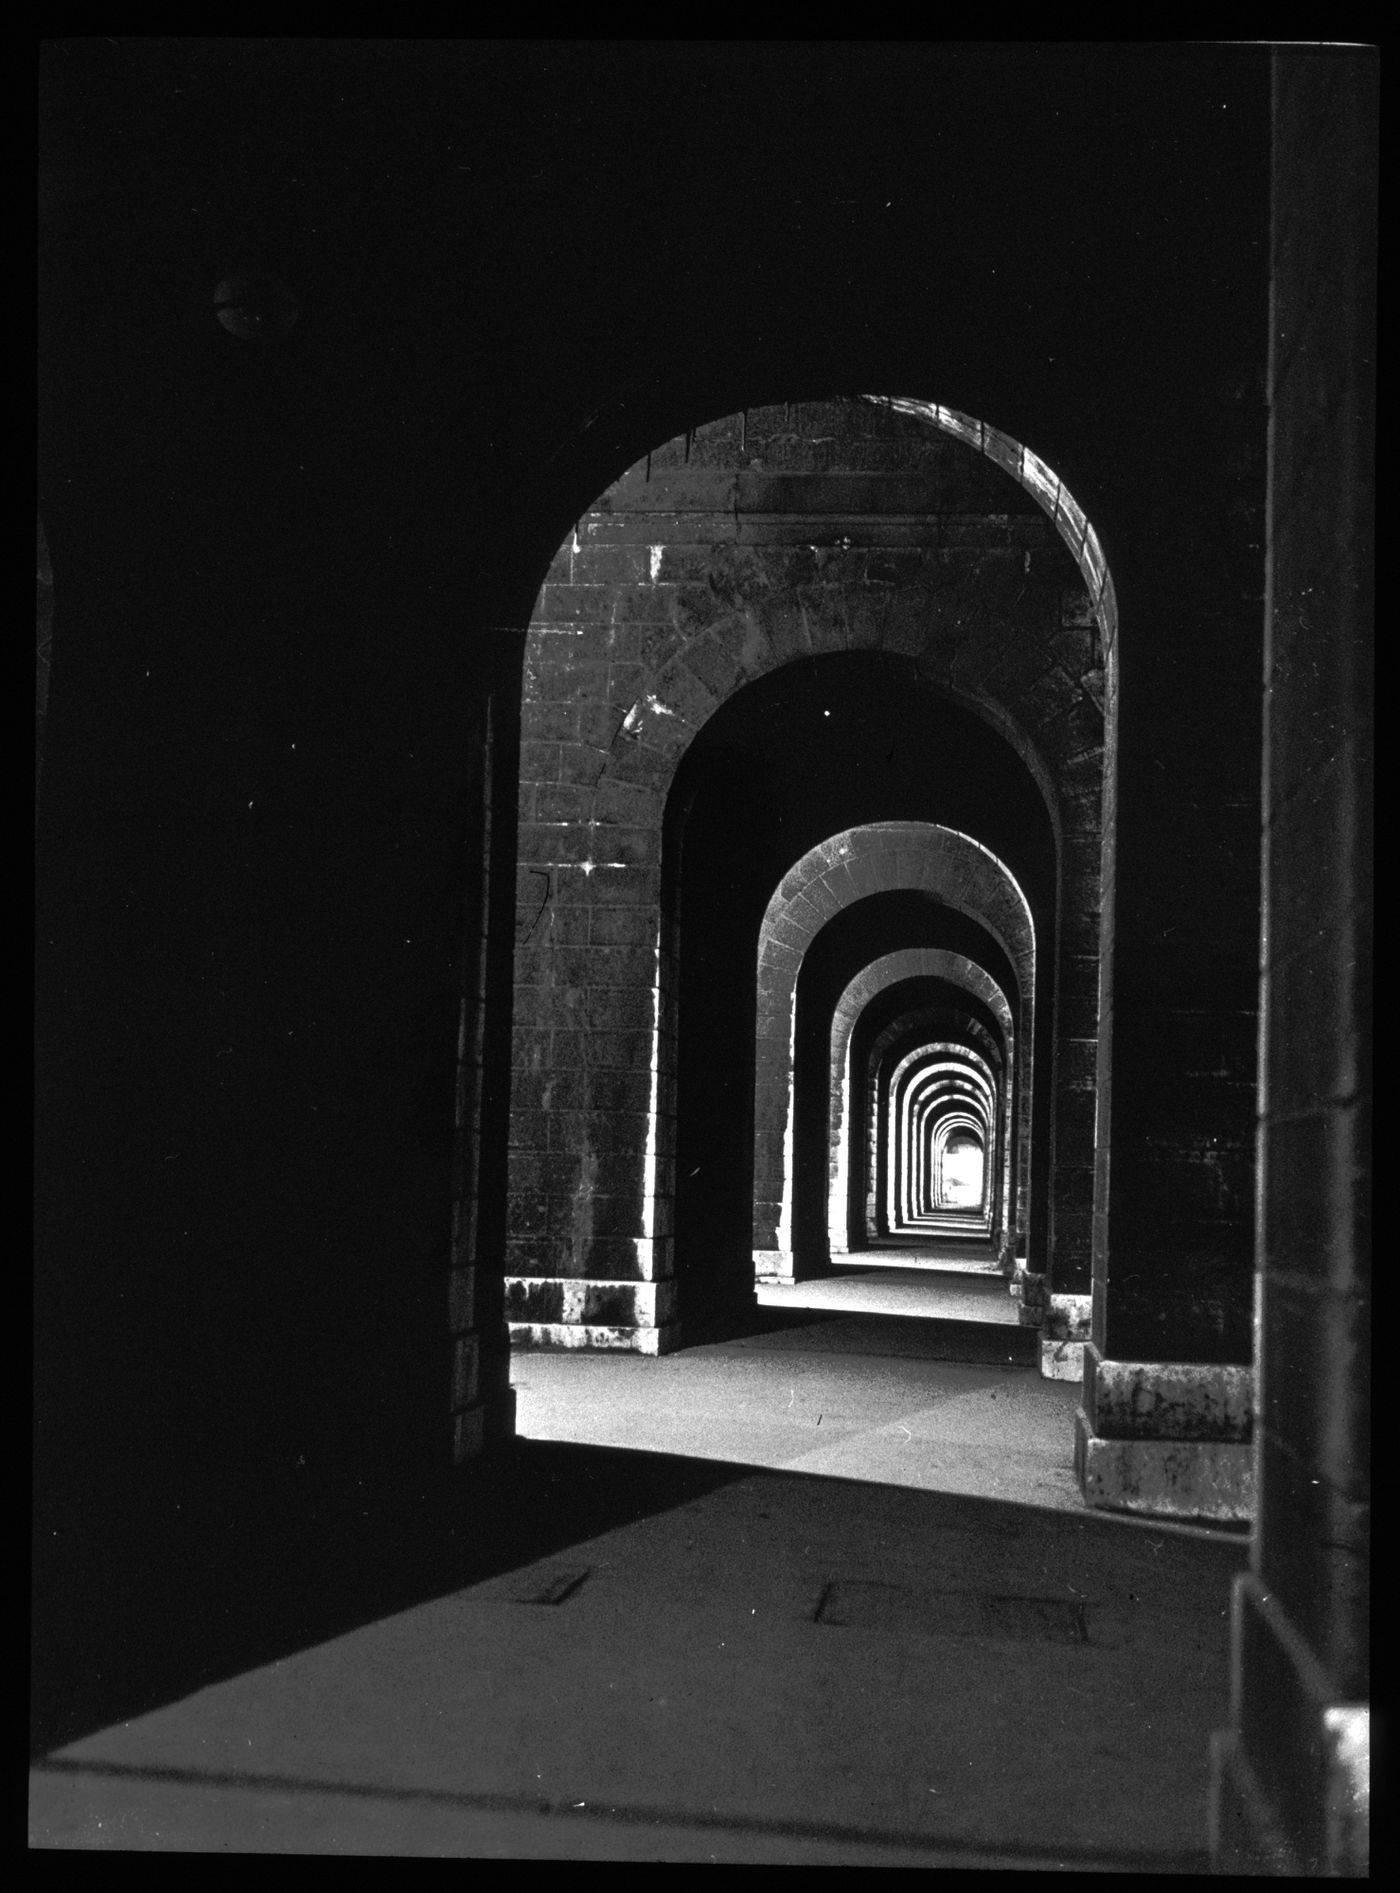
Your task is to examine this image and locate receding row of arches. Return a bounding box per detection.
[505,395,1106,1352]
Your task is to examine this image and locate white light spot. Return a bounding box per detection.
[649,545,663,582]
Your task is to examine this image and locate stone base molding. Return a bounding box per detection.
[1009,1267,1047,1324]
[1074,1343,1255,1521]
[753,1248,797,1284]
[504,1276,679,1355]
[1040,1291,1092,1380]
[508,1321,680,1355]
[1008,1275,1092,1380]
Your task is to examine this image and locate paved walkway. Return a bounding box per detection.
[31,1309,1247,1864]
[516,1311,1073,1508]
[757,1263,1020,1325]
[847,1240,1005,1274]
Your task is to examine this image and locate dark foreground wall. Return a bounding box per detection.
[1211,49,1374,1876]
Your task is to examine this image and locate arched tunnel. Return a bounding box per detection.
[34,43,1370,1871]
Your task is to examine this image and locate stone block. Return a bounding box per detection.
[1045,1291,1092,1340]
[518,821,591,866]
[549,743,604,786]
[451,1334,480,1409]
[588,904,658,948]
[582,1192,646,1240]
[559,1109,651,1156]
[680,628,745,700]
[1075,1407,1255,1521]
[575,1232,655,1278]
[511,1069,588,1114]
[568,544,651,585]
[1040,1338,1086,1381]
[522,699,581,744]
[503,1277,565,1322]
[507,1108,551,1152]
[583,986,654,1033]
[518,739,563,786]
[798,587,851,655]
[585,1029,654,1070]
[1085,1347,1254,1443]
[576,701,627,750]
[745,595,807,667]
[540,904,591,947]
[1009,1267,1047,1323]
[448,1266,476,1334]
[508,1319,681,1356]
[505,1191,550,1236]
[842,588,890,650]
[604,739,675,792]
[452,1404,487,1464]
[754,1247,796,1282]
[533,583,615,623]
[652,657,719,729]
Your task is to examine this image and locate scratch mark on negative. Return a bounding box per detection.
[520,868,551,941]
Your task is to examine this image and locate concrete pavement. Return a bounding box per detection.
[515,1311,1080,1511]
[31,1305,1248,1863]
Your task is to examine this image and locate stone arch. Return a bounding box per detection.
[509,397,1107,1350]
[897,1067,995,1228]
[888,1047,997,1235]
[826,948,1013,1261]
[860,396,1118,658]
[872,1031,1007,1250]
[753,822,1033,1282]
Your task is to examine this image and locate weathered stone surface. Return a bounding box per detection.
[508,1317,680,1355]
[1041,1338,1086,1381]
[1046,1292,1093,1340]
[1086,1345,1254,1442]
[753,1247,796,1282]
[1009,1267,1048,1324]
[1075,1408,1255,1521]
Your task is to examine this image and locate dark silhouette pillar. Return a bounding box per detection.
[1076,87,1272,1519]
[1209,48,1373,1875]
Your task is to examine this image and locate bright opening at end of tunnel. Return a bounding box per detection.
[940,1142,985,1210]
